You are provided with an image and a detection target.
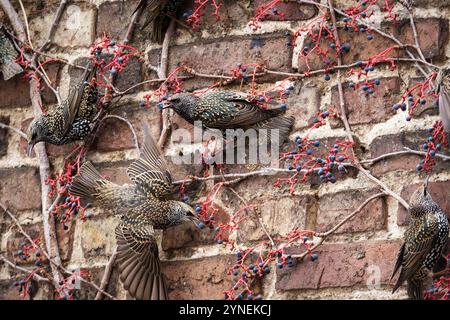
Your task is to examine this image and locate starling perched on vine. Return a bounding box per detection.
[0,26,23,80]
[26,64,99,156]
[391,177,449,300]
[165,91,295,142]
[133,0,183,44]
[69,124,199,300]
[436,68,450,136]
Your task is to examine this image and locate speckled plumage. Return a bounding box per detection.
[26,65,99,155]
[167,91,295,142]
[69,124,197,300]
[391,179,449,300]
[133,0,183,44]
[0,27,23,80]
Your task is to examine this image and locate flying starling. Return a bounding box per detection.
[26,64,99,156]
[133,0,183,44]
[435,68,450,136]
[69,124,199,300]
[0,26,23,80]
[165,91,295,143]
[391,177,449,300]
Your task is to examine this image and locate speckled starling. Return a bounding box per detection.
[26,64,99,156]
[436,68,450,135]
[0,26,23,80]
[133,0,183,44]
[391,177,449,300]
[69,124,198,300]
[165,91,295,142]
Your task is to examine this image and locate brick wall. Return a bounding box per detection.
[1,0,449,300]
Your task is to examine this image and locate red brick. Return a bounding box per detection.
[253,0,318,21]
[167,33,293,90]
[330,77,400,126]
[0,62,60,108]
[0,167,41,211]
[93,106,160,152]
[368,130,449,176]
[73,266,120,300]
[316,189,387,234]
[96,0,140,40]
[298,19,448,72]
[234,195,316,243]
[163,254,235,299]
[0,116,9,157]
[408,77,438,118]
[276,240,401,290]
[397,181,450,226]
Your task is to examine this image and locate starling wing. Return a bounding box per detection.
[391,228,440,294]
[115,223,168,300]
[62,64,97,136]
[126,123,173,199]
[439,89,450,133]
[133,0,171,44]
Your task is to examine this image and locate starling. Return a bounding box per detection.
[165,91,295,143]
[435,68,450,136]
[133,0,183,44]
[0,26,23,81]
[26,64,99,156]
[69,124,199,300]
[391,177,449,300]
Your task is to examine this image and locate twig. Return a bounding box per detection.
[38,0,67,52]
[0,122,27,139]
[0,0,26,41]
[17,0,33,49]
[101,115,140,152]
[157,20,176,149]
[94,246,117,300]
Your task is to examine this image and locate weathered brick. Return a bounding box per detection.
[276,240,401,290]
[397,181,450,226]
[0,116,9,157]
[73,265,120,300]
[0,62,60,109]
[0,167,41,211]
[81,215,118,259]
[316,189,387,234]
[298,19,448,72]
[6,222,43,264]
[368,130,449,176]
[330,77,400,127]
[408,77,438,118]
[285,81,321,130]
[235,195,316,243]
[96,0,140,40]
[93,106,160,152]
[253,0,318,21]
[163,254,235,299]
[167,33,293,89]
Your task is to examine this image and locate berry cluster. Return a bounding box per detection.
[249,0,286,31]
[416,121,448,172]
[54,269,90,300]
[13,238,43,299]
[185,0,223,30]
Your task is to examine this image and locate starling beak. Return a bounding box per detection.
[26,62,99,156]
[27,141,35,157]
[391,180,449,300]
[69,122,197,300]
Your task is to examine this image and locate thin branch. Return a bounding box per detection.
[0,122,27,139]
[94,246,117,300]
[38,0,67,52]
[17,0,33,49]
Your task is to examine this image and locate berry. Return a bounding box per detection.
[374,79,380,85]
[217,239,223,244]
[338,165,346,173]
[324,74,331,81]
[139,101,146,108]
[311,253,319,261]
[416,164,423,172]
[276,263,283,269]
[401,103,407,111]
[393,104,400,110]
[423,143,429,150]
[420,99,426,105]
[110,68,118,76]
[195,206,202,213]
[296,165,302,172]
[248,294,254,300]
[338,156,345,162]
[197,222,205,230]
[264,266,270,274]
[313,140,320,147]
[436,144,442,151]
[367,34,373,41]
[430,150,436,157]
[255,294,263,300]
[280,103,288,110]
[329,176,337,183]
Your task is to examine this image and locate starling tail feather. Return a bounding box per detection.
[436,68,450,135]
[391,178,449,300]
[69,124,198,300]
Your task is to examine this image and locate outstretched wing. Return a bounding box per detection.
[126,123,172,199]
[199,91,286,129]
[115,223,168,300]
[62,63,97,136]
